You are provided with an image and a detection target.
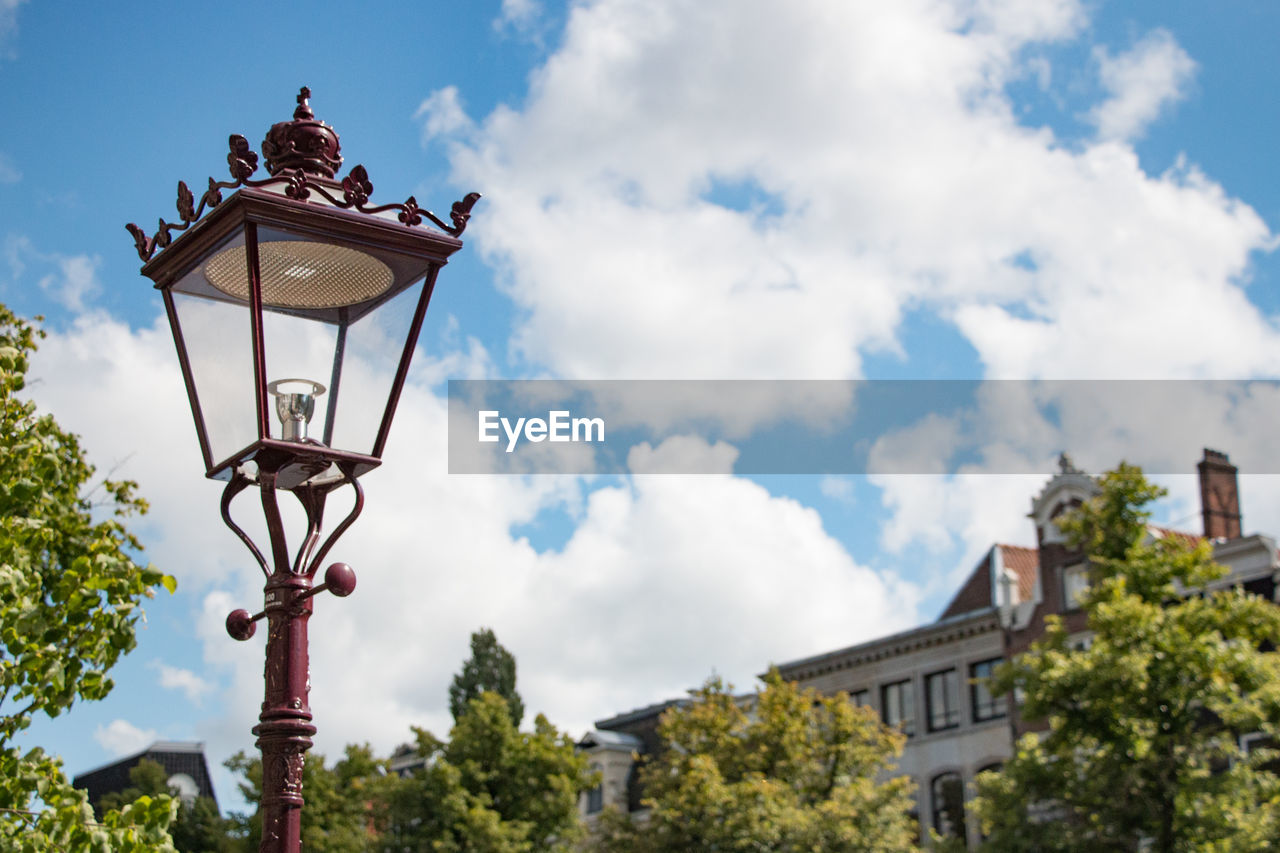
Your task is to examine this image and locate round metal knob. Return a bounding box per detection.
[324,562,357,597]
[226,609,257,641]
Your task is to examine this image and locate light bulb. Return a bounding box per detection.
[268,378,326,442]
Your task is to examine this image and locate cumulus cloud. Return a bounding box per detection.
[425,0,1272,384]
[0,0,25,58]
[416,87,474,146]
[0,152,19,183]
[151,661,213,706]
[1090,29,1197,142]
[495,0,543,35]
[37,253,101,313]
[94,719,159,757]
[4,238,103,312]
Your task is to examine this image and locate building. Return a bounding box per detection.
[73,741,218,817]
[582,449,1278,848]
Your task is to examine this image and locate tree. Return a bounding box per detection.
[592,670,921,852]
[450,628,524,726]
[227,744,394,852]
[386,691,595,852]
[0,306,179,849]
[972,463,1280,852]
[98,759,235,853]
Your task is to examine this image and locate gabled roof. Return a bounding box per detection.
[936,544,1038,622]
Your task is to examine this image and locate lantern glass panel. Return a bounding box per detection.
[170,288,256,471]
[261,310,343,446]
[327,279,421,454]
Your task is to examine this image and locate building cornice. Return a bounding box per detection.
[773,610,1002,682]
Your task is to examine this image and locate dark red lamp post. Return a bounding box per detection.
[126,88,478,852]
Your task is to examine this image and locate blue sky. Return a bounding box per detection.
[3,0,1280,813]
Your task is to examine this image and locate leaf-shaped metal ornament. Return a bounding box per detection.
[341,164,373,206]
[125,223,151,261]
[397,196,422,227]
[227,135,259,181]
[176,181,196,223]
[202,176,223,209]
[450,192,482,234]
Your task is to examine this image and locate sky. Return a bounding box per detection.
[2,0,1280,815]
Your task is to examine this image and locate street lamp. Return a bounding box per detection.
[126,88,478,852]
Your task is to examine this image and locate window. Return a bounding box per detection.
[585,763,603,813]
[850,688,870,707]
[931,772,967,841]
[881,679,915,737]
[1068,632,1093,652]
[1062,562,1088,609]
[925,669,960,731]
[970,658,1007,721]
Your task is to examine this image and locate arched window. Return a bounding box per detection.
[931,771,966,841]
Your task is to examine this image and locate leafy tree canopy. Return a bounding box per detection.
[0,306,178,849]
[593,669,921,852]
[227,744,394,853]
[973,463,1280,852]
[387,691,595,852]
[99,759,236,853]
[449,627,524,726]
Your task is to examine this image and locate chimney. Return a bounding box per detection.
[1198,448,1242,540]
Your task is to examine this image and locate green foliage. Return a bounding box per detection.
[387,692,595,852]
[227,744,393,852]
[99,759,236,853]
[972,463,1280,852]
[225,696,591,852]
[593,670,920,852]
[450,628,524,726]
[0,306,178,849]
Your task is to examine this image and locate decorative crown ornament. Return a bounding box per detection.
[125,87,480,263]
[262,87,343,178]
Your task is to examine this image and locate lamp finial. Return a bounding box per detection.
[262,86,343,178]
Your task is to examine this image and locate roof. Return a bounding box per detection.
[936,544,1038,622]
[578,729,644,750]
[73,741,217,814]
[1150,525,1203,548]
[595,698,686,730]
[1001,544,1038,602]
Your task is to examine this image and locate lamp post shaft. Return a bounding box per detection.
[254,572,316,853]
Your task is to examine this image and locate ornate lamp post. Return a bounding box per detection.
[126,88,478,852]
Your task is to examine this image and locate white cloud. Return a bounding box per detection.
[426,0,1271,383]
[819,476,855,503]
[495,0,543,35]
[4,238,104,311]
[3,234,29,280]
[151,661,213,706]
[94,719,159,757]
[1090,29,1197,142]
[37,253,101,313]
[0,152,19,183]
[416,87,474,146]
[0,0,25,58]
